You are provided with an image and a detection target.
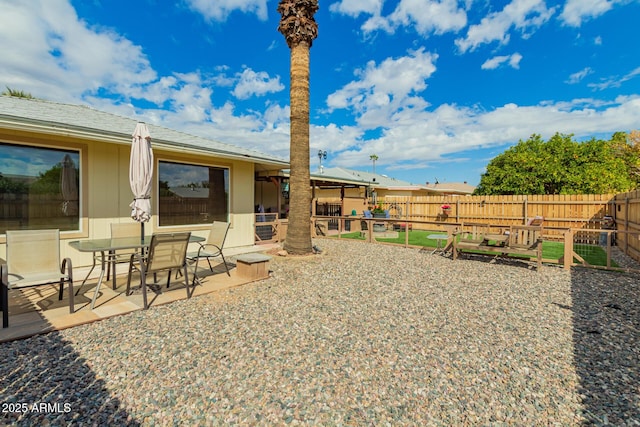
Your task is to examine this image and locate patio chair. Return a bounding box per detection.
[1,229,74,328]
[185,221,231,285]
[107,222,142,288]
[126,232,191,309]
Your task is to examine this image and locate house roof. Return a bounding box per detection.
[0,96,289,170]
[313,167,413,187]
[311,167,476,195]
[424,181,476,194]
[170,187,210,199]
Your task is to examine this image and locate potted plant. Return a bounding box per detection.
[371,205,387,218]
[441,204,451,213]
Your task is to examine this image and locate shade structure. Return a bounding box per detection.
[61,154,78,216]
[129,122,154,241]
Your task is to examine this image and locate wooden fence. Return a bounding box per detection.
[313,193,637,265]
[296,192,640,266]
[370,194,615,241]
[613,189,640,262]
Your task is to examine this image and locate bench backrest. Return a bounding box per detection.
[458,224,491,242]
[508,225,542,249]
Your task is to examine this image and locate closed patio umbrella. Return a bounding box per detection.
[61,154,78,216]
[129,122,154,242]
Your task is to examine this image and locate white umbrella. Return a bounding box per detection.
[61,154,78,216]
[129,122,154,242]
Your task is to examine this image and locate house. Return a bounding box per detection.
[423,180,476,196]
[0,96,289,268]
[259,167,474,203]
[256,166,475,221]
[307,167,475,198]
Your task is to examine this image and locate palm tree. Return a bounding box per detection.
[370,154,379,176]
[278,0,319,255]
[2,87,34,98]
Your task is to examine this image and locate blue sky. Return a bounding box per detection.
[1,0,639,186]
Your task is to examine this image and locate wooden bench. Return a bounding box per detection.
[236,253,272,280]
[453,225,543,270]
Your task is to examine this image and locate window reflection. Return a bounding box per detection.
[0,143,80,234]
[158,161,229,226]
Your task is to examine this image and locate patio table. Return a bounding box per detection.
[69,235,204,309]
[427,233,449,254]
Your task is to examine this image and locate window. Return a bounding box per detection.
[0,143,80,234]
[158,161,229,226]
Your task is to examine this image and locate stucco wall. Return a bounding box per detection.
[0,131,258,268]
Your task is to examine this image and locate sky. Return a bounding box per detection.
[1,0,640,186]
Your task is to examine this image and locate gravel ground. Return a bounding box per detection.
[1,238,638,426]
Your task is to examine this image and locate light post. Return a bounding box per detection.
[318,150,327,173]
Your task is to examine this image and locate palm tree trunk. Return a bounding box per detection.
[283,41,313,255]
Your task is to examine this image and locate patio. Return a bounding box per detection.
[0,244,278,343]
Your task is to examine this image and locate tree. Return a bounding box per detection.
[30,164,63,194]
[278,0,319,255]
[612,130,640,187]
[474,133,638,195]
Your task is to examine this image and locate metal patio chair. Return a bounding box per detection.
[107,222,143,287]
[1,229,74,328]
[126,232,191,309]
[186,221,231,285]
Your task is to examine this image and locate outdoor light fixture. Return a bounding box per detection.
[318,150,327,173]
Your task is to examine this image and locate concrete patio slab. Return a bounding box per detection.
[0,244,278,343]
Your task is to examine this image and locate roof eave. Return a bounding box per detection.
[0,117,289,169]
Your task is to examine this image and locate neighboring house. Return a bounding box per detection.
[309,167,475,197]
[266,167,475,198]
[0,96,288,268]
[257,166,475,220]
[423,180,476,196]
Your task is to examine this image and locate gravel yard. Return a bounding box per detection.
[1,238,638,426]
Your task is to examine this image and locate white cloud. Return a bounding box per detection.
[328,0,383,17]
[232,68,284,100]
[481,53,522,70]
[560,0,614,26]
[588,67,640,90]
[184,0,269,21]
[387,0,467,35]
[0,0,156,102]
[311,123,364,153]
[327,48,437,127]
[455,0,555,53]
[328,96,640,170]
[330,0,466,36]
[508,52,523,68]
[566,67,594,84]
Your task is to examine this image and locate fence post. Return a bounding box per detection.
[606,231,612,268]
[563,229,573,270]
[625,196,630,254]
